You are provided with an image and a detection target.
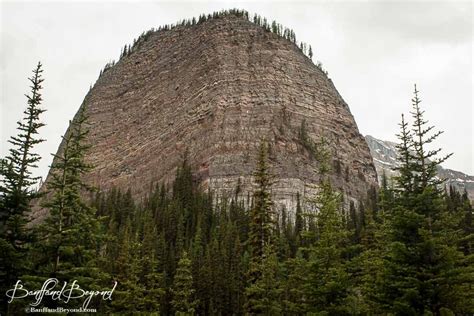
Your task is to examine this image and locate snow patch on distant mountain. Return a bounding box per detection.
[365,135,474,201]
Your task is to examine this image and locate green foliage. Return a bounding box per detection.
[1,62,45,208]
[248,142,275,260]
[2,75,473,314]
[298,119,317,158]
[245,141,281,314]
[245,245,282,315]
[17,106,108,313]
[297,121,333,175]
[0,62,45,314]
[282,251,309,314]
[172,251,197,315]
[294,192,304,246]
[376,85,473,314]
[303,139,358,314]
[33,106,100,280]
[393,113,414,196]
[1,62,45,238]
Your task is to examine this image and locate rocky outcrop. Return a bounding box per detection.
[38,12,378,218]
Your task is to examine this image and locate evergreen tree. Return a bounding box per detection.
[247,141,275,261]
[282,251,309,314]
[305,177,354,314]
[353,202,386,313]
[0,62,45,314]
[245,245,282,315]
[379,85,473,314]
[302,137,357,314]
[379,171,395,212]
[215,220,244,315]
[410,85,451,191]
[1,62,45,228]
[111,222,145,312]
[393,114,414,197]
[37,106,99,274]
[108,208,163,313]
[25,106,107,310]
[294,192,304,246]
[457,189,473,255]
[141,210,165,313]
[245,142,280,314]
[190,221,210,314]
[171,251,197,315]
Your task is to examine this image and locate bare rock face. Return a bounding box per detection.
[42,13,377,215]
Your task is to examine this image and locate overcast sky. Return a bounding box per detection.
[1,0,472,181]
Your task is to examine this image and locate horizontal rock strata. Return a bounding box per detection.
[38,13,378,218]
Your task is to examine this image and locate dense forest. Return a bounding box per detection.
[1,63,473,315]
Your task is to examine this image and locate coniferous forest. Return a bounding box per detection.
[1,33,474,316]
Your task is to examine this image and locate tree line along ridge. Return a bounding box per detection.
[98,9,326,82]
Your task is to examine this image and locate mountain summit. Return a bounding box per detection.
[40,10,377,216]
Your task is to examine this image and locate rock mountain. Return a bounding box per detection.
[38,10,378,217]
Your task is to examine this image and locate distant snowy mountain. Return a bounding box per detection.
[365,135,474,201]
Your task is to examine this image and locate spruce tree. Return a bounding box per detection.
[208,232,225,314]
[171,251,197,315]
[354,202,385,313]
[244,245,282,315]
[1,62,45,228]
[282,251,309,314]
[247,141,274,261]
[303,137,356,314]
[393,114,414,197]
[0,62,45,314]
[457,190,473,255]
[410,85,451,191]
[141,210,165,313]
[305,177,354,314]
[379,85,472,314]
[111,223,145,312]
[191,220,209,314]
[245,141,280,314]
[26,106,107,309]
[37,106,98,275]
[294,192,304,246]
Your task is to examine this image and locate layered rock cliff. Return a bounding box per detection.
[39,11,378,217]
